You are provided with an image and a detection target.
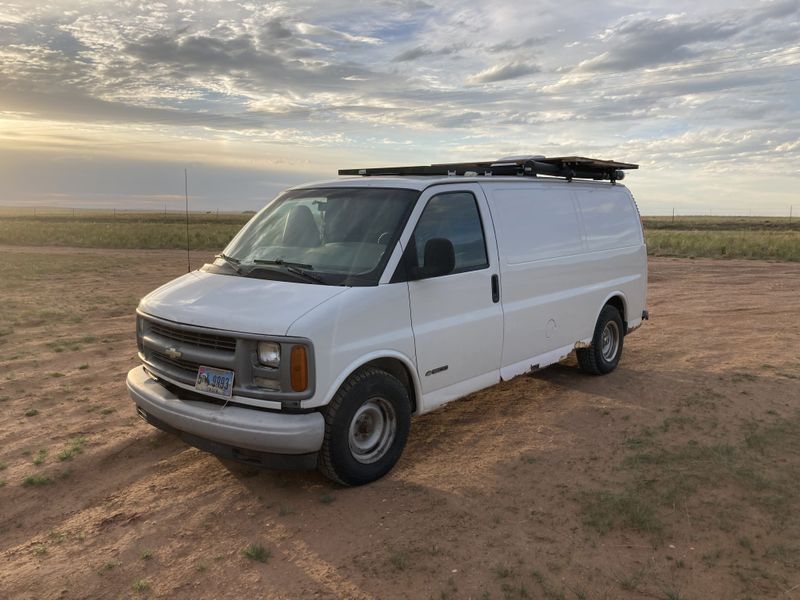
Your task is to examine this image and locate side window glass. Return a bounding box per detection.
[412,192,489,274]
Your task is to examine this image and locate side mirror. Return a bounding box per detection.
[415,238,455,279]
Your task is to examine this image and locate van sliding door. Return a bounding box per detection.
[483,184,586,379]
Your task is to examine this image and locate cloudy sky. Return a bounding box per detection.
[0,0,798,214]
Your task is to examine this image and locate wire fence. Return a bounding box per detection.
[643,206,796,221]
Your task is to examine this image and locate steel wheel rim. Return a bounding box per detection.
[601,320,620,361]
[348,397,397,464]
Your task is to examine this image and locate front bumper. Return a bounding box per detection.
[126,366,325,459]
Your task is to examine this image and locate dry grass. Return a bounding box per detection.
[1,211,798,260]
[0,216,245,250]
[645,230,800,261]
[643,216,800,261]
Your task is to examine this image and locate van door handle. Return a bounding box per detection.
[491,274,500,303]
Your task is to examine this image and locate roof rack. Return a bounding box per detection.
[339,156,638,183]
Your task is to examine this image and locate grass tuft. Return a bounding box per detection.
[389,550,408,571]
[242,543,270,563]
[23,474,53,486]
[100,560,119,572]
[580,489,663,537]
[57,437,86,461]
[32,449,47,466]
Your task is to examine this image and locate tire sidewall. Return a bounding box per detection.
[326,370,411,485]
[595,306,624,374]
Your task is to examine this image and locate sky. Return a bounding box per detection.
[0,0,798,215]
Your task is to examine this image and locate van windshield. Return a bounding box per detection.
[219,187,419,285]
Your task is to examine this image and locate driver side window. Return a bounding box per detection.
[412,192,489,275]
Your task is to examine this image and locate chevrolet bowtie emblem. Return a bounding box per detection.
[165,347,182,360]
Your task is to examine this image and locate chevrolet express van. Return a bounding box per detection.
[127,156,648,485]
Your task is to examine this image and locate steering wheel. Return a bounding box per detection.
[377,231,391,245]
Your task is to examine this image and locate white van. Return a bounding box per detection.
[127,156,648,485]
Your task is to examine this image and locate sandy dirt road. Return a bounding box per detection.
[1,247,799,600]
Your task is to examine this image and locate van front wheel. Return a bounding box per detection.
[577,305,624,375]
[318,367,411,486]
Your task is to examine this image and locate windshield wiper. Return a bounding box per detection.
[285,266,326,284]
[252,259,314,269]
[248,259,325,284]
[216,253,242,273]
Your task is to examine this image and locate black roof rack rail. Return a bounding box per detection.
[339,156,638,183]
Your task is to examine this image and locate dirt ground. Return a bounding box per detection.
[1,247,799,600]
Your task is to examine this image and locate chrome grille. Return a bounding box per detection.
[149,350,201,378]
[136,313,316,405]
[150,322,236,353]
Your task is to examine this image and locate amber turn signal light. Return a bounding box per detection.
[290,345,308,392]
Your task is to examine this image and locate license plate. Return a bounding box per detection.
[195,366,234,398]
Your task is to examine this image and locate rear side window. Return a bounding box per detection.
[412,192,489,274]
[578,189,642,251]
[490,188,582,263]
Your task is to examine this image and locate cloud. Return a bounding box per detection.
[294,22,383,45]
[578,2,800,73]
[0,0,798,214]
[755,0,800,20]
[0,82,258,130]
[392,44,463,61]
[578,15,740,72]
[486,36,548,53]
[467,61,541,84]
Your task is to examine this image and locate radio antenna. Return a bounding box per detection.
[184,168,190,273]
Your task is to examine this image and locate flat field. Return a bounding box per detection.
[642,217,800,262]
[0,210,798,261]
[1,246,799,599]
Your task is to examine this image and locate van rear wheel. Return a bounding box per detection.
[318,367,411,486]
[577,305,624,375]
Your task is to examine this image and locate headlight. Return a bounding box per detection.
[257,341,280,367]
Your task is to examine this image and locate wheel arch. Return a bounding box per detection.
[323,351,421,415]
[598,292,628,330]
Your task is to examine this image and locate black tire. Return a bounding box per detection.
[576,305,624,375]
[318,367,411,486]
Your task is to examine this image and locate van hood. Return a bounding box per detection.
[138,271,348,336]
